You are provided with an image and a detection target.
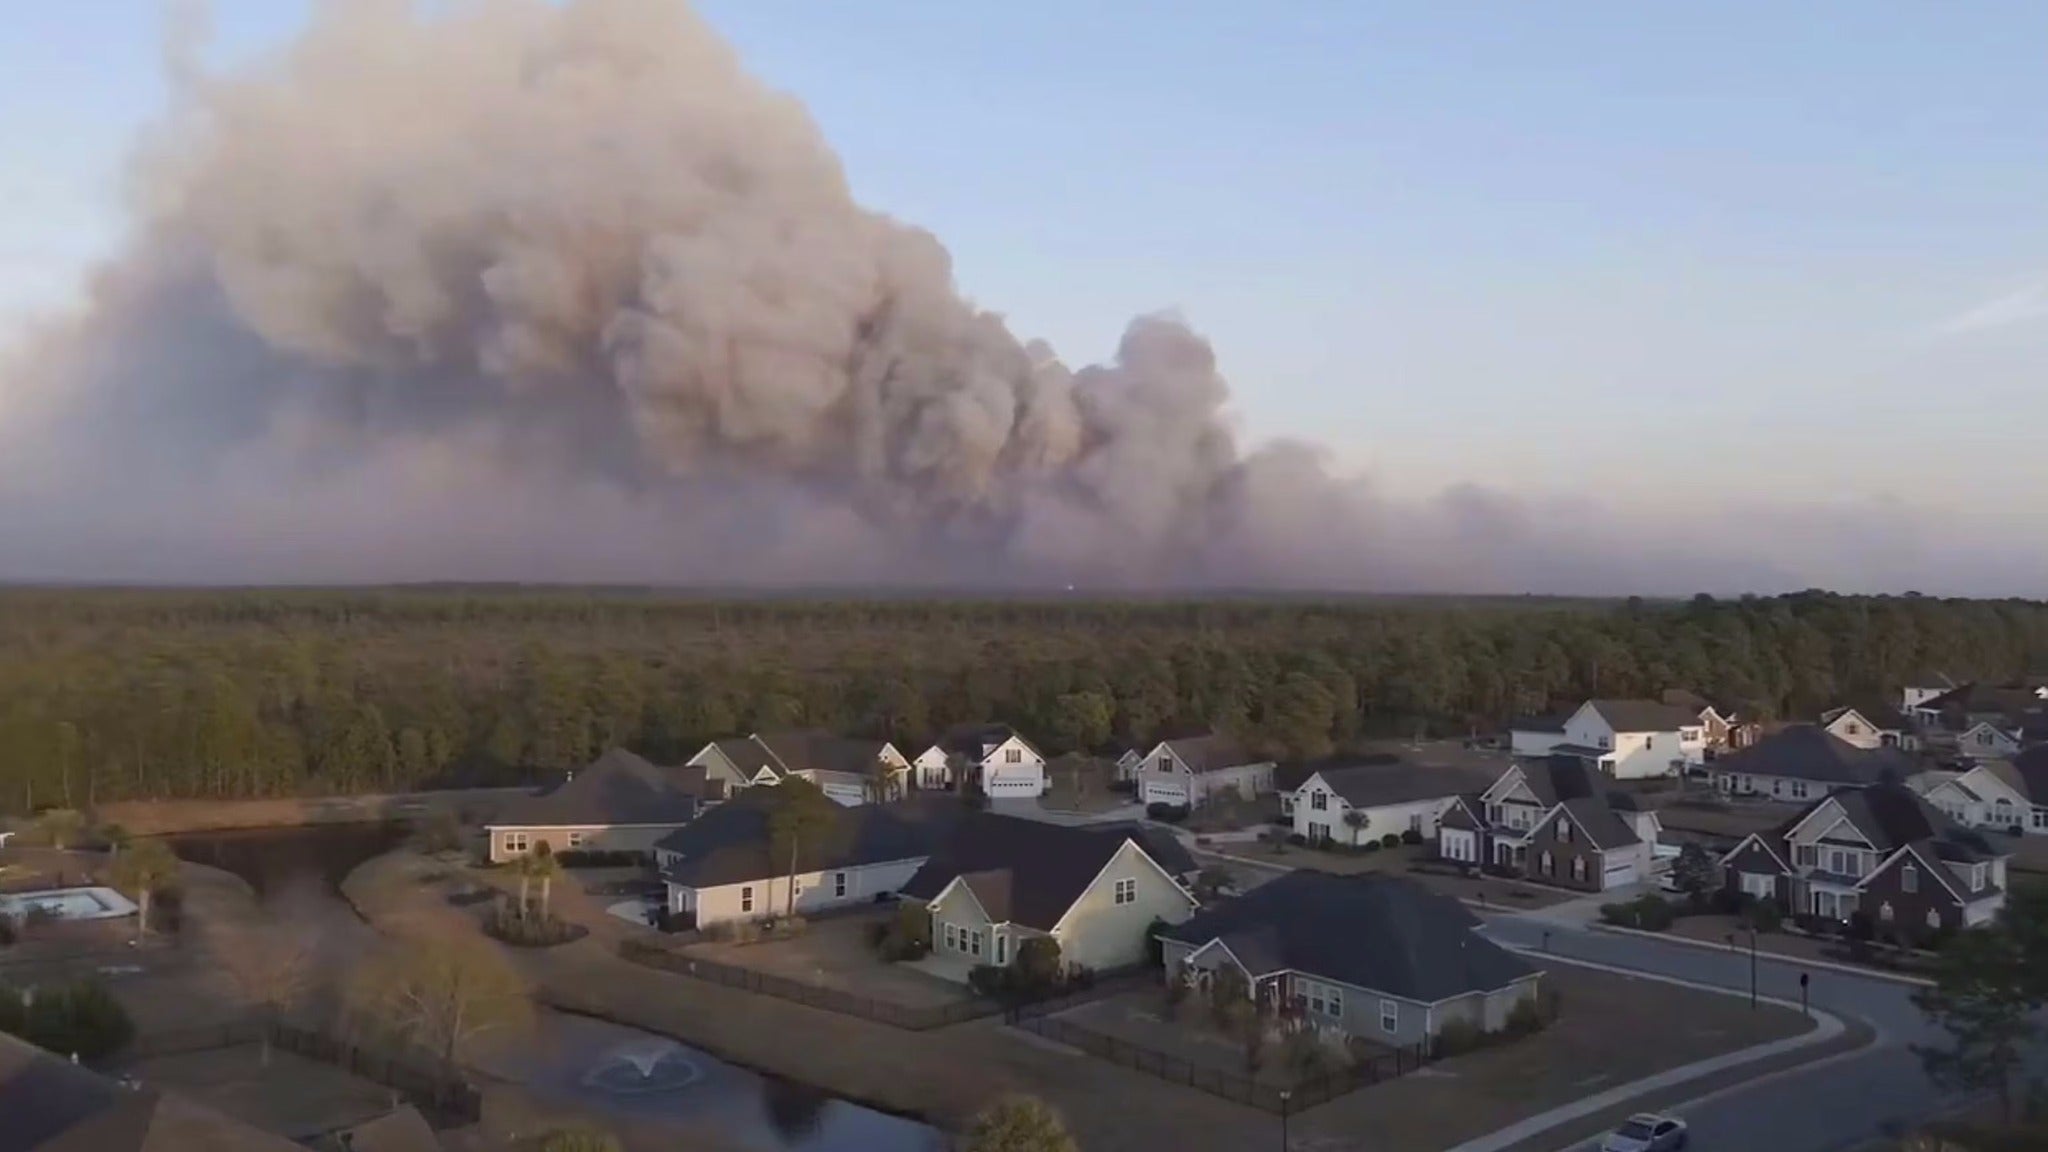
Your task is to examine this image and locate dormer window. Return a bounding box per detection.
[1599,736,1611,749]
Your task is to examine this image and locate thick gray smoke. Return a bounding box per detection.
[0,0,2033,594]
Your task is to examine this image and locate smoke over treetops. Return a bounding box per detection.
[0,0,2020,593]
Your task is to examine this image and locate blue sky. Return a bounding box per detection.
[5,0,2047,518]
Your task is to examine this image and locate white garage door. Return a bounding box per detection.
[1603,859,1639,887]
[1143,780,1189,806]
[984,773,1040,796]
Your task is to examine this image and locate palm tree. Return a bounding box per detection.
[99,823,130,859]
[112,838,179,943]
[530,845,563,921]
[863,757,900,805]
[1341,809,1369,847]
[36,808,83,851]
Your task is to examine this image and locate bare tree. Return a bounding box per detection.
[209,922,319,1066]
[347,929,532,1068]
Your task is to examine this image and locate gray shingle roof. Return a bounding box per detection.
[1587,699,1701,733]
[0,1032,299,1152]
[756,731,898,777]
[1161,733,1261,775]
[2010,746,2048,802]
[900,813,1182,930]
[1160,871,1536,1002]
[488,748,705,829]
[1712,725,1914,787]
[1513,756,1602,806]
[1554,797,1639,849]
[1305,760,1495,810]
[654,790,956,889]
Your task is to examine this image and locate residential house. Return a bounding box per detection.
[1819,704,1916,751]
[1508,699,1700,780]
[911,724,1047,796]
[1661,689,1756,756]
[901,813,1198,973]
[1115,749,1145,783]
[1955,720,2023,761]
[1718,782,2009,932]
[1274,761,1320,819]
[653,790,959,928]
[1159,871,1541,1047]
[1440,757,1659,890]
[1506,713,1570,759]
[1901,672,1959,714]
[687,730,910,807]
[1910,683,2041,740]
[1711,725,1916,803]
[483,748,710,863]
[1134,732,1276,808]
[0,1027,304,1151]
[1289,758,1496,847]
[1911,749,2048,835]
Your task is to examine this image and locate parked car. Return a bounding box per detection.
[1601,1113,1688,1152]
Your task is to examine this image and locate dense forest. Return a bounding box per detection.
[0,588,2044,814]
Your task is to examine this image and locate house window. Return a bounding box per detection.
[1790,781,1809,800]
[1311,791,1329,811]
[835,871,848,898]
[741,886,755,913]
[1540,851,1554,877]
[1796,845,1818,868]
[1114,878,1137,906]
[1557,818,1572,844]
[566,830,588,848]
[1994,800,2016,826]
[1305,981,1343,1018]
[504,831,529,854]
[1599,736,1611,749]
[1970,863,1986,892]
[995,934,1007,965]
[1828,849,1847,875]
[1879,901,1894,923]
[1926,908,1942,930]
[2033,808,2048,831]
[1902,865,1918,894]
[1379,999,1399,1035]
[944,924,958,951]
[1005,748,1023,763]
[970,931,983,957]
[1571,857,1587,882]
[1308,822,1331,842]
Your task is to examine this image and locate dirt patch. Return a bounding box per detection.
[681,911,971,1011]
[94,787,529,836]
[1049,989,1383,1090]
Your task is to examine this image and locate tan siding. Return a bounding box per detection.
[1052,841,1197,970]
[488,824,680,863]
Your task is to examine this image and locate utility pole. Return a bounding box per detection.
[1279,1090,1292,1151]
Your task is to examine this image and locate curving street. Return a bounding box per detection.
[1476,912,1959,1152]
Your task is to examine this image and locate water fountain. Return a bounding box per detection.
[578,1036,706,1095]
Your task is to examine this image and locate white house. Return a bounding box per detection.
[1820,706,1914,751]
[1134,733,1275,807]
[1911,755,2048,836]
[687,731,910,807]
[1507,714,1569,759]
[1711,725,1913,802]
[1901,673,1959,714]
[483,748,711,863]
[653,791,955,928]
[1956,721,2023,761]
[901,814,1198,973]
[1290,760,1493,847]
[912,724,1047,797]
[1538,699,1702,780]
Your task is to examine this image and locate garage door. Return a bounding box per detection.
[1143,780,1189,805]
[1603,859,1639,887]
[984,774,1040,796]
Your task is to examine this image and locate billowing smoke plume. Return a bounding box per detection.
[0,0,2032,594]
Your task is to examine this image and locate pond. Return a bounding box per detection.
[483,1008,943,1152]
[161,821,406,900]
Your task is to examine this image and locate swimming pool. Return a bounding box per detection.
[0,886,139,922]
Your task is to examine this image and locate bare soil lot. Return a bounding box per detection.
[681,909,972,1010]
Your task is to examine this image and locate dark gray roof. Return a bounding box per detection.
[1161,733,1262,774]
[1922,683,2039,718]
[757,731,898,777]
[1774,783,2004,874]
[2010,746,2048,801]
[1712,725,1914,787]
[1553,797,1639,849]
[0,1032,298,1152]
[707,737,779,778]
[930,723,1040,765]
[901,813,1182,930]
[1586,699,1702,733]
[488,748,704,829]
[1090,820,1198,877]
[1160,872,1536,1002]
[1821,703,1909,732]
[654,789,956,888]
[1305,760,1495,810]
[1512,756,1601,806]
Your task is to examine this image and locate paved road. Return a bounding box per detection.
[1480,914,1962,1152]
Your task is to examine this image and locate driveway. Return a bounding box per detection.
[987,798,1145,825]
[1473,912,1986,1152]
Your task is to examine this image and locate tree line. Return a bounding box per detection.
[0,588,2044,813]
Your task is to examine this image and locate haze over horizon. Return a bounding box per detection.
[1,0,2044,596]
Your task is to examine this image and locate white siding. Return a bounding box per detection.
[672,857,925,926]
[487,824,683,863]
[1439,827,1480,863]
[982,738,1048,797]
[1052,841,1198,970]
[912,747,953,790]
[1291,777,1457,845]
[1509,729,1565,758]
[1565,702,1683,779]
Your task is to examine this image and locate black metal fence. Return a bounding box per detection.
[1010,1012,1430,1114]
[618,938,999,1030]
[125,1019,482,1126]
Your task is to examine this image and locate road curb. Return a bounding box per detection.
[1589,922,1935,987]
[1442,946,1856,1152]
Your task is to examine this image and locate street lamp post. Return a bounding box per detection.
[1279,1089,1292,1150]
[1724,931,1758,1008]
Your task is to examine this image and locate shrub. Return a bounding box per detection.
[1144,803,1190,824]
[1286,833,1308,847]
[1380,833,1402,849]
[414,810,464,856]
[0,914,13,947]
[539,1126,624,1152]
[968,965,1012,1000]
[767,916,808,940]
[1504,992,1555,1037]
[555,849,647,868]
[1401,828,1425,846]
[1746,899,1784,934]
[1432,1018,1484,1058]
[482,906,587,948]
[1284,1029,1342,1080]
[1013,937,1064,996]
[1599,895,1675,932]
[1361,840,1381,853]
